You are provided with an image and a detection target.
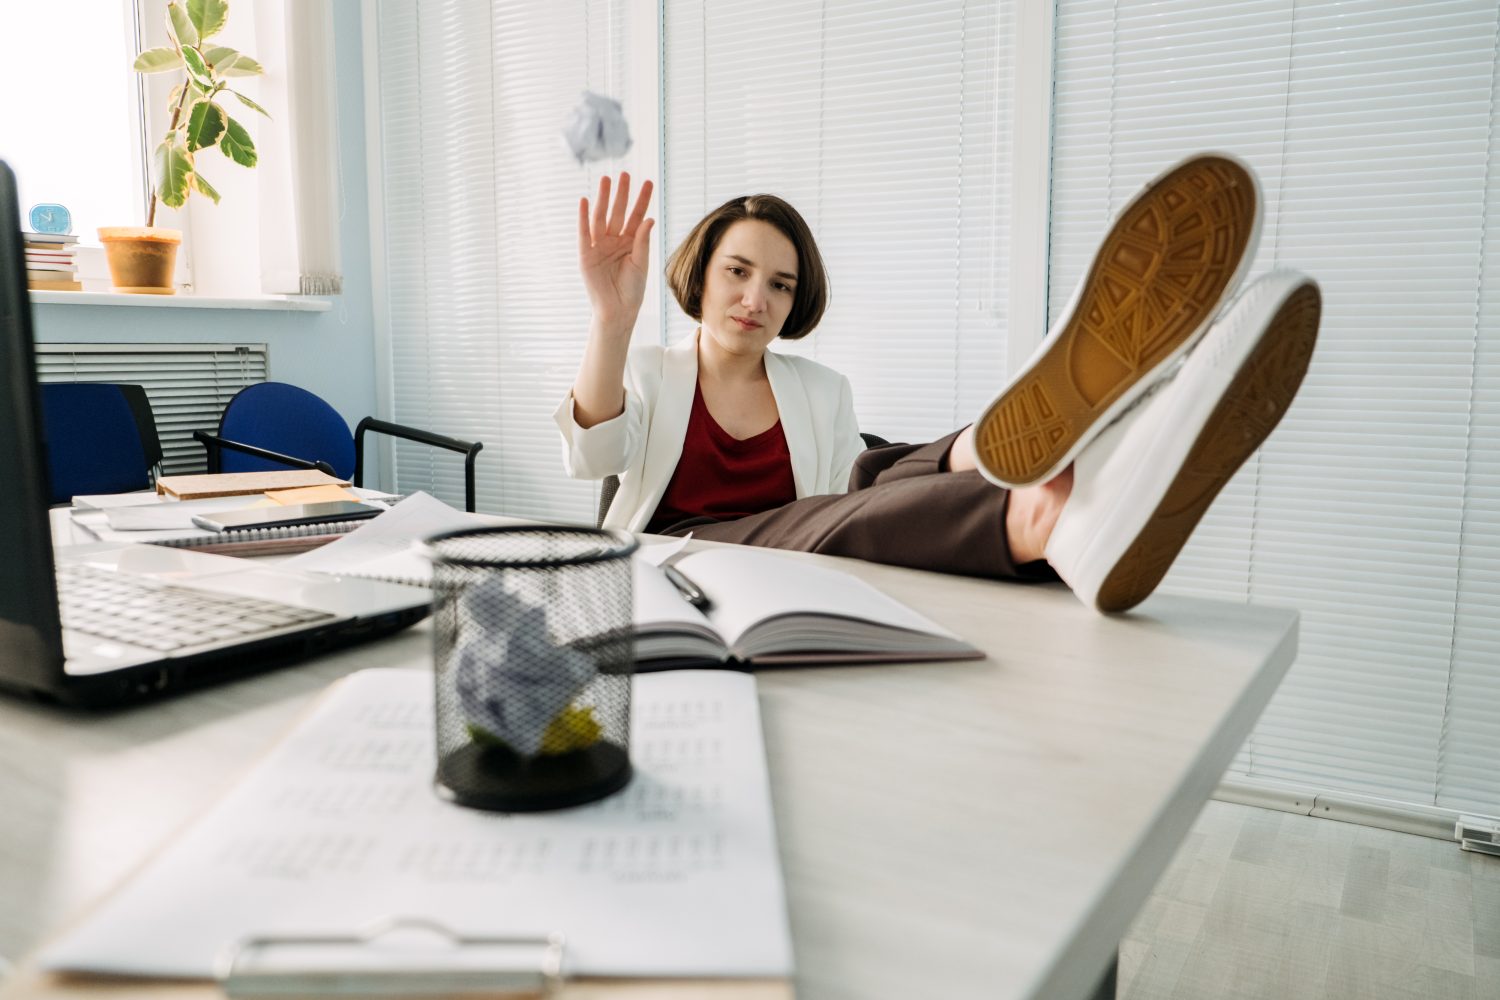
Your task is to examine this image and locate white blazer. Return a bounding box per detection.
[554,330,864,532]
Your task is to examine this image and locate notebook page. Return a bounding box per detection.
[678,548,965,649]
[631,555,725,661]
[40,668,792,980]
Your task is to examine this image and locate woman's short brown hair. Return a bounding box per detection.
[664,194,829,340]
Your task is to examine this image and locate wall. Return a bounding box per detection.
[30,1,380,479]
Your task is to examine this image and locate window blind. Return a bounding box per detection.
[1049,0,1500,820]
[662,0,1015,443]
[372,0,646,522]
[35,343,269,475]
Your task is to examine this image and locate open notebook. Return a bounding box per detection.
[279,496,981,668]
[632,548,982,667]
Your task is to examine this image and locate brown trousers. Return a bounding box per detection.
[655,429,1058,582]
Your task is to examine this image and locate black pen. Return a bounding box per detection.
[663,565,712,610]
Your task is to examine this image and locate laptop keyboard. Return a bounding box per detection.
[57,564,336,653]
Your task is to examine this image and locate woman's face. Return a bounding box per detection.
[698,219,799,359]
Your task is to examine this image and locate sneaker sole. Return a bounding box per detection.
[975,155,1259,488]
[1093,281,1321,613]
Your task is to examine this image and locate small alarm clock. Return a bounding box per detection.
[28,203,72,235]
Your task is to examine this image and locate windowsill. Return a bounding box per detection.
[29,290,332,312]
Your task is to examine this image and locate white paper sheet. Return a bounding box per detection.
[102,496,272,530]
[634,532,691,567]
[41,668,793,981]
[278,492,482,585]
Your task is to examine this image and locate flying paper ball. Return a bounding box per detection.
[563,91,633,164]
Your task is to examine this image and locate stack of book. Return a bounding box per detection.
[23,232,81,291]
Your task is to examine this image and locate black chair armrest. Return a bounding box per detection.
[193,430,337,477]
[353,417,484,513]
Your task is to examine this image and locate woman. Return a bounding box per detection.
[554,172,1068,580]
[556,161,1315,611]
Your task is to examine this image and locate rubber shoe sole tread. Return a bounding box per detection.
[1093,280,1321,613]
[975,155,1260,487]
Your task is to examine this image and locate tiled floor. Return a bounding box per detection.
[1121,801,1500,1000]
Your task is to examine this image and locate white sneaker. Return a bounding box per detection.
[1044,270,1322,613]
[975,152,1263,489]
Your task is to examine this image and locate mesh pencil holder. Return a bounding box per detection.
[424,526,639,812]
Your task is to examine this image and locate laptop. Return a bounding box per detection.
[0,161,430,707]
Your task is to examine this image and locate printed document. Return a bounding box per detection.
[40,668,793,981]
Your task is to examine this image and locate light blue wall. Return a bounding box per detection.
[31,2,380,474]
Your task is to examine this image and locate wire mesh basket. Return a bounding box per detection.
[424,526,639,811]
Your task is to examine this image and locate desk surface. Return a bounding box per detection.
[0,540,1296,1000]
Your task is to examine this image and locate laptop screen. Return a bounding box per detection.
[0,160,66,689]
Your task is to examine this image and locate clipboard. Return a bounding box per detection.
[3,922,789,998]
[0,671,794,1000]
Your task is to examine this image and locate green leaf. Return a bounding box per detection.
[201,45,236,68]
[228,89,270,117]
[216,53,264,78]
[188,0,229,40]
[153,137,194,209]
[219,116,257,168]
[181,46,214,88]
[186,100,226,152]
[133,46,183,73]
[192,172,221,204]
[166,2,197,47]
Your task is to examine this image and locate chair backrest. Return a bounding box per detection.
[218,382,356,479]
[115,383,164,471]
[39,383,152,504]
[594,431,894,528]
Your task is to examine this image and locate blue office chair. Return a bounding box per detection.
[40,383,164,505]
[193,382,484,512]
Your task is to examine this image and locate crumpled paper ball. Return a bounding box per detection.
[563,90,633,164]
[451,577,598,757]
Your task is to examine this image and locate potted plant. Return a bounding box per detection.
[101,0,267,294]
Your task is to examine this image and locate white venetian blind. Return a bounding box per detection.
[1049,0,1500,819]
[661,0,1014,442]
[373,0,646,521]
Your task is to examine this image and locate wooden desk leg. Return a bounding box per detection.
[1090,949,1118,1000]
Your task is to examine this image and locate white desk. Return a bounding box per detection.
[0,542,1296,999]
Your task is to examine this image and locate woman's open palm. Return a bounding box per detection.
[578,172,655,326]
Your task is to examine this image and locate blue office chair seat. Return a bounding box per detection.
[40,383,163,505]
[194,382,484,512]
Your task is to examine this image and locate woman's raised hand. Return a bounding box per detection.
[578,172,655,330]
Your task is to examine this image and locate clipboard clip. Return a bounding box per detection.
[217,917,565,998]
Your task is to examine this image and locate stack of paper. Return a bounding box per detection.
[67,487,403,551]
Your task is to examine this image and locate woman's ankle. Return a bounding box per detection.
[1004,467,1074,563]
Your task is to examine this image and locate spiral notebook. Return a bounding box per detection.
[70,500,381,556]
[153,518,367,555]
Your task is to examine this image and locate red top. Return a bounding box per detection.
[646,383,796,532]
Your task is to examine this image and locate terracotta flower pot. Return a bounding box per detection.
[97,227,182,294]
